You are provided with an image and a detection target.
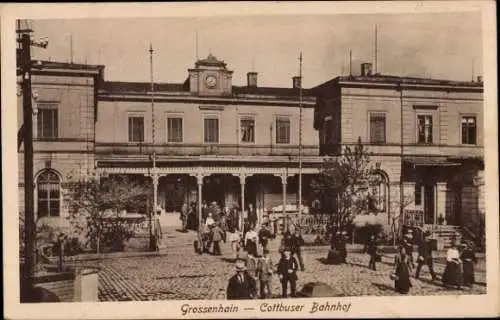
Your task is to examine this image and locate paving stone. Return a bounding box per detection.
[71,228,486,301]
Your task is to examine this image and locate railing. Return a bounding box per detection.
[403,209,424,227]
[95,143,320,157]
[268,213,333,235]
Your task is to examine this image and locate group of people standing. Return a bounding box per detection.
[226,223,307,300]
[390,230,478,294]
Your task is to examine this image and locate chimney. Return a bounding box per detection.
[361,63,373,76]
[477,75,483,83]
[247,72,258,87]
[293,76,302,89]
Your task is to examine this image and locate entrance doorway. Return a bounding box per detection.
[202,175,226,207]
[423,184,435,224]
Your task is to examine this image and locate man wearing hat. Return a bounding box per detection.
[226,259,257,300]
[415,231,437,281]
[277,247,299,298]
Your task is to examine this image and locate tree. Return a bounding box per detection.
[64,175,153,253]
[389,191,415,245]
[311,137,377,230]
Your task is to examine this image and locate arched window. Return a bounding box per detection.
[370,171,389,213]
[36,170,61,218]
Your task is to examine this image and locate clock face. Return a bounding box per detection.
[205,75,217,88]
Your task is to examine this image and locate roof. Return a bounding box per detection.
[232,86,314,98]
[313,74,483,92]
[100,81,315,99]
[36,60,104,72]
[195,53,227,68]
[100,81,187,94]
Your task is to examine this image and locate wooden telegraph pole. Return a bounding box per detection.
[17,23,48,301]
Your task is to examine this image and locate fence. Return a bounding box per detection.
[267,213,333,235]
[403,209,424,227]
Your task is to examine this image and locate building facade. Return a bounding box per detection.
[313,63,484,238]
[18,62,103,229]
[95,54,321,224]
[19,54,322,230]
[18,58,484,240]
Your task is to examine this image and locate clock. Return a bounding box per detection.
[205,75,217,88]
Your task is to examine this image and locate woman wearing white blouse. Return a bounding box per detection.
[442,243,463,289]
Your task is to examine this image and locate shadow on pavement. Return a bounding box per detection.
[316,257,346,266]
[220,257,236,264]
[414,276,443,287]
[347,261,371,269]
[371,282,395,293]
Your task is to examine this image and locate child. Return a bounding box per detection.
[365,234,379,271]
[277,247,299,298]
[257,249,274,299]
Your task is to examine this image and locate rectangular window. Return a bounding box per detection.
[369,113,386,143]
[204,118,219,143]
[37,105,58,140]
[167,117,183,143]
[276,117,290,144]
[417,115,433,144]
[128,116,144,142]
[240,118,255,143]
[461,116,476,145]
[415,184,422,206]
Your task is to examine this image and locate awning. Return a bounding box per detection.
[403,156,461,167]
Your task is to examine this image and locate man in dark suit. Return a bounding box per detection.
[283,224,305,271]
[415,231,437,281]
[226,259,257,300]
[277,247,299,298]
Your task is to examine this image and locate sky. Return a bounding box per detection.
[29,11,483,88]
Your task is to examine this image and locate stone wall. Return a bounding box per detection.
[33,271,76,302]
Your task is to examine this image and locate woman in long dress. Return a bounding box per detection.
[442,243,462,289]
[460,242,477,287]
[393,245,412,294]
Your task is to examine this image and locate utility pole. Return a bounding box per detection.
[149,43,158,251]
[398,82,404,244]
[374,25,378,74]
[298,52,303,226]
[349,50,352,76]
[17,23,48,301]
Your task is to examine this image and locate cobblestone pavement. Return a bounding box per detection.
[78,228,486,301]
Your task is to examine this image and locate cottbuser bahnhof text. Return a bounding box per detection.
[180,301,352,315]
